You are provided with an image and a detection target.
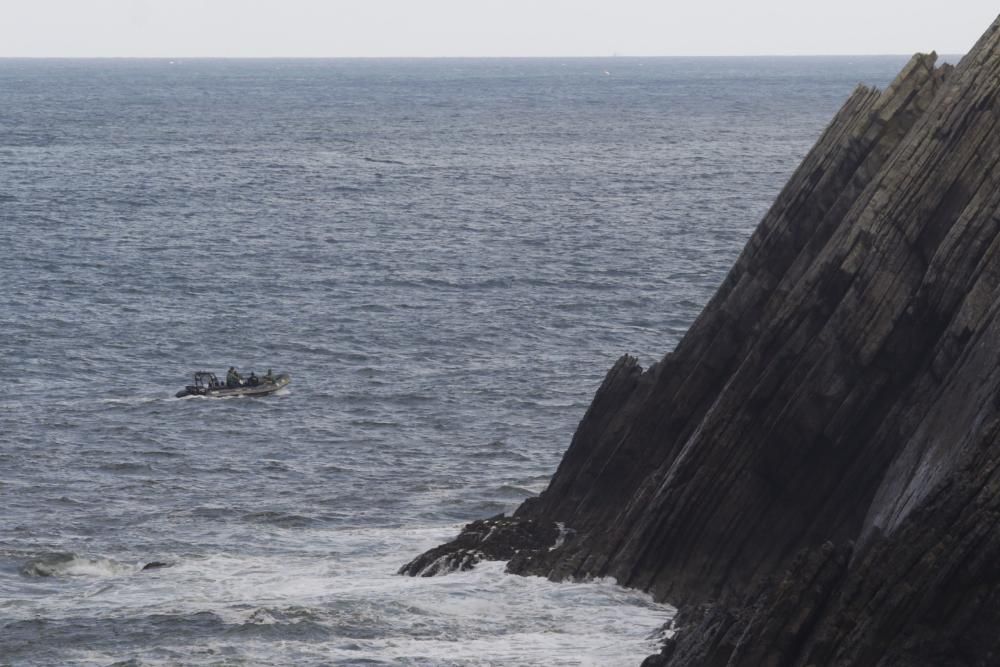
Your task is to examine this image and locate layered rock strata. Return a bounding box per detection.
[404,14,1000,666]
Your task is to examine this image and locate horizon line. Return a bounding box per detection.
[0,52,959,60]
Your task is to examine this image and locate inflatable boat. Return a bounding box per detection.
[175,371,291,398]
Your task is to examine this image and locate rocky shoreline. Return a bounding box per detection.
[403,14,1000,666]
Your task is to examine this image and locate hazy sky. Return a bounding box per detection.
[3,1,998,58]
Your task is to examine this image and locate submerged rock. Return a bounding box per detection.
[21,552,139,578]
[20,552,78,577]
[141,561,171,571]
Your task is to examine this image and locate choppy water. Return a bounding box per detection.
[1,57,909,665]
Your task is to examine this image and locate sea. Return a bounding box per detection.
[1,56,914,666]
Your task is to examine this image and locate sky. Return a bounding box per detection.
[1,1,998,58]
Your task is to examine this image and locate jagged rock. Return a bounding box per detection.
[513,48,958,605]
[399,515,558,577]
[639,653,671,667]
[405,13,1000,667]
[141,561,171,571]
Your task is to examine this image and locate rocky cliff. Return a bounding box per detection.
[403,14,1000,666]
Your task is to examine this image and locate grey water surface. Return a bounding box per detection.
[0,56,911,665]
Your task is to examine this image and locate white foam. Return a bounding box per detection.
[9,525,674,665]
[23,554,140,579]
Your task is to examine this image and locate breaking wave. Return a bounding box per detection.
[21,553,139,578]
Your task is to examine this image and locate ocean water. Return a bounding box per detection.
[1,57,910,666]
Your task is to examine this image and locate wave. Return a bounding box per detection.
[242,511,320,529]
[362,156,406,166]
[495,484,536,497]
[98,461,153,473]
[21,553,139,578]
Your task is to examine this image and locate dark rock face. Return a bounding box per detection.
[403,14,1000,667]
[399,515,559,577]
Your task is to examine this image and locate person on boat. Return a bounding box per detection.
[226,367,242,388]
[248,372,259,387]
[264,368,274,383]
